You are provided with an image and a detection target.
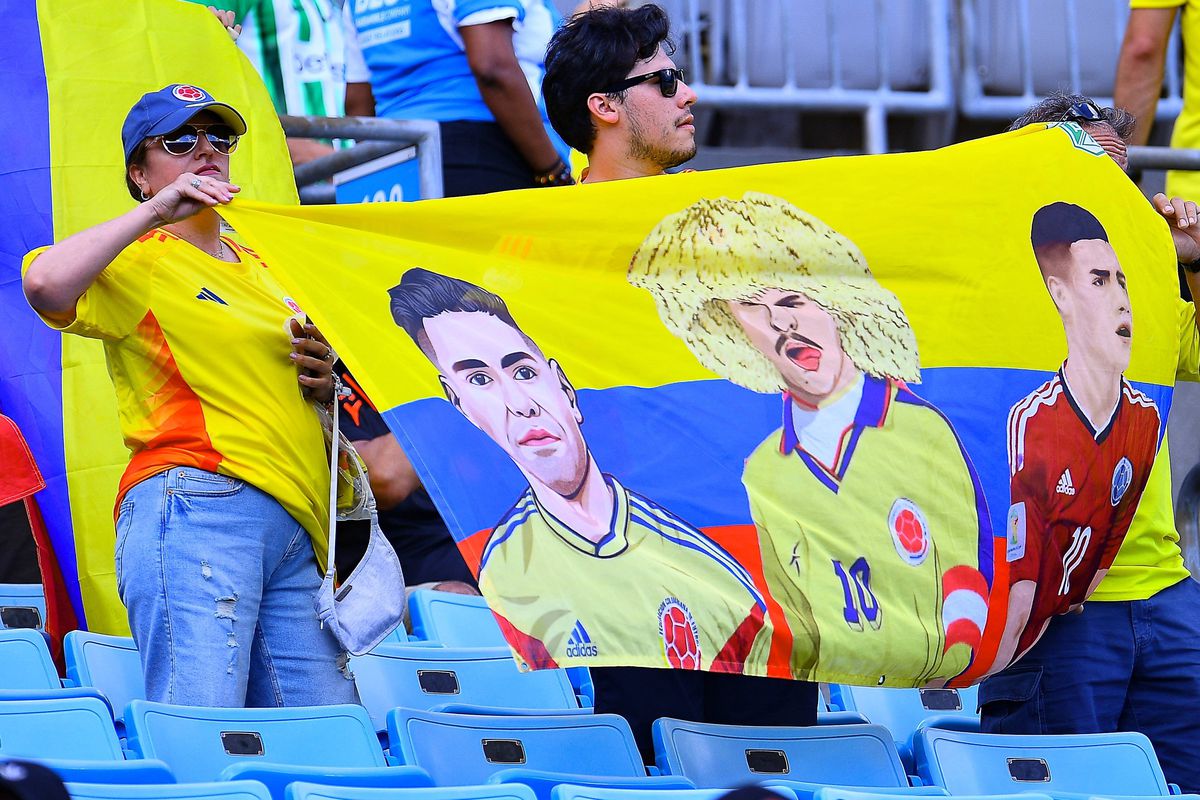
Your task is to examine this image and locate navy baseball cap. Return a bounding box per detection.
[121,83,247,164]
[0,760,70,800]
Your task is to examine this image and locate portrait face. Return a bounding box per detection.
[422,311,591,497]
[620,46,698,171]
[727,288,860,406]
[1048,238,1133,373]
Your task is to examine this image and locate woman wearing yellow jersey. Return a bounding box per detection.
[22,84,357,707]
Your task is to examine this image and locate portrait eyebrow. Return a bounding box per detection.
[501,351,536,369]
[451,358,489,372]
[1089,269,1112,280]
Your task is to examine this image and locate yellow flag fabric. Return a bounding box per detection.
[3,0,298,633]
[219,123,1187,686]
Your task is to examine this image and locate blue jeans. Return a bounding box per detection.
[980,577,1200,792]
[116,467,358,707]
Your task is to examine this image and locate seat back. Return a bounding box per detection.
[64,781,272,800]
[554,788,799,800]
[286,783,538,800]
[0,583,45,630]
[0,696,123,760]
[124,701,386,783]
[407,589,506,646]
[816,792,1041,800]
[353,644,581,730]
[387,708,645,785]
[0,628,60,690]
[653,718,908,789]
[828,685,978,761]
[914,727,1170,795]
[64,631,146,720]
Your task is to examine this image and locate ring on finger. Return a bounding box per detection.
[323,351,333,362]
[190,178,202,189]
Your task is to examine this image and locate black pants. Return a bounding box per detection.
[439,120,539,198]
[592,666,819,764]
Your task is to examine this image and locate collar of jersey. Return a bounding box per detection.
[531,472,631,558]
[778,374,892,492]
[1057,362,1122,443]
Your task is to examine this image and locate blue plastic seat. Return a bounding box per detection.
[553,787,800,800]
[407,590,506,646]
[913,727,1171,796]
[0,696,123,760]
[652,718,909,790]
[826,685,979,769]
[353,644,585,731]
[64,631,145,725]
[125,701,387,784]
[287,782,538,800]
[0,583,46,630]
[814,791,1038,800]
[35,758,175,785]
[64,781,273,800]
[387,708,646,786]
[0,628,60,689]
[221,765,433,800]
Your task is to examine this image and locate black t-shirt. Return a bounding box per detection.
[335,366,476,588]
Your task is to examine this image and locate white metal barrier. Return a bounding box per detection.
[957,0,1182,121]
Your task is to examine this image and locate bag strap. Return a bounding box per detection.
[325,374,347,581]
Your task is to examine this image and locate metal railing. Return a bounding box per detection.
[1176,463,1200,579]
[666,0,955,154]
[281,115,443,205]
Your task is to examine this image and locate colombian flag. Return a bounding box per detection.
[0,0,296,634]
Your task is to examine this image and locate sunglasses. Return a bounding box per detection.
[154,123,240,156]
[602,67,686,98]
[1061,100,1106,124]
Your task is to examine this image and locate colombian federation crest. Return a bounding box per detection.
[889,498,930,566]
[658,597,701,670]
[172,84,207,102]
[1111,457,1133,507]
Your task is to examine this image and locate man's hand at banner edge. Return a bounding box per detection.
[1152,192,1200,264]
[206,6,243,41]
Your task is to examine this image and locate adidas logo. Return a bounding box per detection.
[565,620,598,658]
[196,287,228,305]
[1056,468,1076,496]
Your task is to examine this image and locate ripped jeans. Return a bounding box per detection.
[116,467,358,707]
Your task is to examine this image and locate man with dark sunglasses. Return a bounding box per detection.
[539,2,818,764]
[543,3,697,183]
[983,92,1200,793]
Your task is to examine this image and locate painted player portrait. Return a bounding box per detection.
[387,267,772,673]
[988,202,1160,673]
[628,192,992,686]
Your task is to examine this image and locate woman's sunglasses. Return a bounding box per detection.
[154,123,240,156]
[602,67,686,98]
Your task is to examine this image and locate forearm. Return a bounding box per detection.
[344,82,376,118]
[1185,269,1200,329]
[351,434,422,509]
[1113,8,1177,145]
[23,203,160,314]
[476,68,561,173]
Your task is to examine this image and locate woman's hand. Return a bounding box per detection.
[144,172,240,226]
[289,318,337,404]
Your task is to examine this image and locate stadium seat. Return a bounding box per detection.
[386,708,648,786]
[553,787,800,800]
[286,782,537,800]
[64,781,272,800]
[352,644,586,730]
[36,759,176,785]
[64,631,145,726]
[826,685,979,768]
[913,727,1172,796]
[221,764,433,800]
[0,696,124,760]
[814,791,1039,800]
[652,718,910,790]
[407,589,506,646]
[0,627,60,689]
[125,701,387,784]
[0,582,45,630]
